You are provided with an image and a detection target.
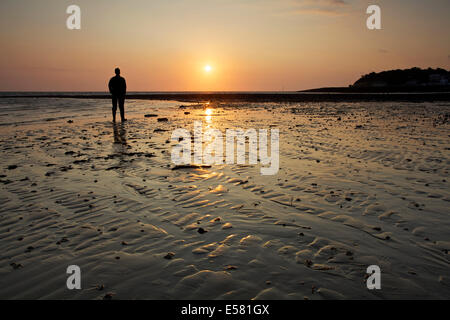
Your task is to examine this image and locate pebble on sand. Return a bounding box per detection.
[222,223,233,229]
[10,262,23,270]
[103,293,114,300]
[164,252,175,260]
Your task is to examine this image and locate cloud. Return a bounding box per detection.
[234,0,352,16]
[3,66,98,73]
[284,0,351,16]
[294,0,348,5]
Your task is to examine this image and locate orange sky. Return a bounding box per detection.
[1,0,449,91]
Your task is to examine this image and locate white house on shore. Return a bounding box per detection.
[428,74,449,86]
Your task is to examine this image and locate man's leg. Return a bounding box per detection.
[119,97,126,121]
[112,96,118,122]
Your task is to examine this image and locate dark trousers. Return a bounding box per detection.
[112,95,125,121]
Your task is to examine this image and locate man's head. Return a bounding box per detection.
[115,68,120,75]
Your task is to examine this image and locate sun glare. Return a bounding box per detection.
[204,65,212,72]
[204,108,213,123]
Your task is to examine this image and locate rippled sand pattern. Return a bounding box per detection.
[0,98,449,299]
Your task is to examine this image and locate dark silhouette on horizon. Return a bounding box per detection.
[108,68,127,122]
[352,67,450,88]
[300,67,450,93]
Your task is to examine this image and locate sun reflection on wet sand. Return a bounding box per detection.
[205,108,213,124]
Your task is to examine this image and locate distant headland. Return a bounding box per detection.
[302,67,450,93]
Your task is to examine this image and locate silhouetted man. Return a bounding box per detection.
[108,68,127,122]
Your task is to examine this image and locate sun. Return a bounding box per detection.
[204,65,212,72]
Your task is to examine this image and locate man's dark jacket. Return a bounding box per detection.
[109,76,127,97]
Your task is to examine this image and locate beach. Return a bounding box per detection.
[0,97,449,299]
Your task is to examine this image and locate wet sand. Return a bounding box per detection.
[0,98,449,299]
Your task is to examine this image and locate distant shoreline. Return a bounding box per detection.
[300,85,450,94]
[1,91,450,102]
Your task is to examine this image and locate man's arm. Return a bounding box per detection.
[108,78,113,94]
[123,78,127,95]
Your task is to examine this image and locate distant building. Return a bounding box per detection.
[429,74,442,84]
[428,74,449,86]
